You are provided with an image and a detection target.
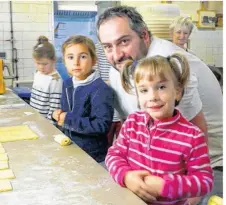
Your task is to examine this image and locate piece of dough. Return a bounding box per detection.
[0,169,15,179]
[0,180,12,192]
[0,153,8,161]
[0,161,8,170]
[53,134,72,146]
[0,125,38,142]
[0,147,5,154]
[208,195,223,205]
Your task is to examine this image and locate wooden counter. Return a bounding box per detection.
[0,89,146,205]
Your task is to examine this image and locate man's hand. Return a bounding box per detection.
[124,170,156,203]
[58,112,66,126]
[144,175,165,198]
[52,109,62,121]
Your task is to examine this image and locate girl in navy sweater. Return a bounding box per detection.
[53,35,114,163]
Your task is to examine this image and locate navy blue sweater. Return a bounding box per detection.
[61,77,114,162]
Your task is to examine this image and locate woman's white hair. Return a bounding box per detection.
[169,16,194,35]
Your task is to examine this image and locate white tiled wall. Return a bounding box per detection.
[190,28,223,67]
[0,1,53,83]
[122,1,223,68]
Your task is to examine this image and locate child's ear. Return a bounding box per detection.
[176,87,183,101]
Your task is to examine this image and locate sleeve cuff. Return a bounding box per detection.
[160,176,174,199]
[63,112,72,128]
[118,167,134,187]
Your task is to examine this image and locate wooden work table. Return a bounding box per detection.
[0,89,146,205]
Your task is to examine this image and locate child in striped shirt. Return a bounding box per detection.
[30,36,62,124]
[105,54,213,205]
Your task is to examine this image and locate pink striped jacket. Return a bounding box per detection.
[105,110,213,205]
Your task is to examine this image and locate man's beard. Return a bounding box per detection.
[113,56,133,71]
[113,40,148,71]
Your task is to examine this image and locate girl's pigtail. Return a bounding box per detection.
[121,60,136,93]
[170,53,190,89]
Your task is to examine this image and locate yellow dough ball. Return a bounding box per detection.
[208,195,223,205]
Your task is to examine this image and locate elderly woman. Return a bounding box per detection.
[169,16,195,54]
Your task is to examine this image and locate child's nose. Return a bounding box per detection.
[74,58,79,65]
[148,90,158,101]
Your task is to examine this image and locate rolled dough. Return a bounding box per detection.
[54,134,72,146]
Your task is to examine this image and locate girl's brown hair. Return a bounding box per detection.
[32,36,55,60]
[121,53,190,102]
[62,35,97,62]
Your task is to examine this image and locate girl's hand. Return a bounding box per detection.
[144,175,165,198]
[188,197,202,205]
[58,112,66,126]
[52,109,62,121]
[124,170,157,203]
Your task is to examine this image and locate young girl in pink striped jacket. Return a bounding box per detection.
[105,53,213,205]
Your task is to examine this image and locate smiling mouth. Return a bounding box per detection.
[149,105,163,110]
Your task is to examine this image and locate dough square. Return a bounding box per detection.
[0,180,12,192]
[0,125,39,142]
[0,169,15,180]
[0,147,5,154]
[0,153,8,161]
[0,161,8,170]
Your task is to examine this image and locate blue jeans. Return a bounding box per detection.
[198,168,223,204]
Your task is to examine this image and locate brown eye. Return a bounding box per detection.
[159,85,166,90]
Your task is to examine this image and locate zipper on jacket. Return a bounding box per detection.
[66,88,72,111]
[65,87,74,139]
[71,88,76,112]
[146,120,152,151]
[147,120,158,151]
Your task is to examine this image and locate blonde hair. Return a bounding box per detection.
[169,16,194,35]
[62,35,96,62]
[32,36,55,60]
[121,54,190,104]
